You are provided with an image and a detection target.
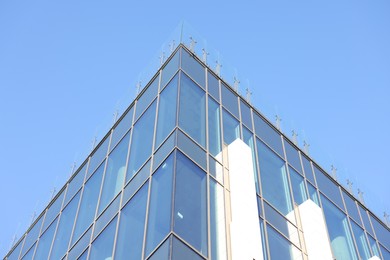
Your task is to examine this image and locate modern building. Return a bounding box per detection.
[4,41,390,260]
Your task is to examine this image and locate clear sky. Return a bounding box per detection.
[0,0,389,257]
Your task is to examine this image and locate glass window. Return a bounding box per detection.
[207,71,219,101]
[89,216,117,260]
[177,130,207,170]
[123,160,150,206]
[307,181,319,206]
[221,83,239,118]
[148,237,170,260]
[77,249,89,260]
[314,166,344,210]
[145,153,174,256]
[240,99,252,129]
[208,97,222,159]
[155,73,178,148]
[181,48,205,89]
[115,182,148,260]
[20,216,43,257]
[174,152,208,256]
[222,109,240,145]
[161,50,180,89]
[301,155,315,185]
[178,72,206,147]
[21,242,35,260]
[72,162,104,244]
[98,132,130,214]
[253,112,284,157]
[359,206,374,236]
[42,189,65,231]
[127,100,157,180]
[321,195,358,260]
[68,227,91,260]
[93,195,120,239]
[350,220,371,260]
[257,139,293,216]
[7,236,24,260]
[289,167,307,205]
[380,244,390,260]
[172,236,203,260]
[110,105,134,152]
[267,224,302,260]
[153,131,176,172]
[342,190,362,226]
[86,136,109,179]
[243,127,260,194]
[210,179,227,260]
[50,191,81,259]
[284,140,302,174]
[370,214,390,250]
[64,163,86,206]
[209,156,223,184]
[135,76,158,121]
[34,217,58,260]
[368,234,381,258]
[259,219,268,260]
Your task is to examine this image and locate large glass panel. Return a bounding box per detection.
[210,179,227,260]
[321,195,358,260]
[253,112,284,157]
[259,219,268,260]
[380,244,390,260]
[207,71,220,101]
[289,167,307,205]
[145,153,174,256]
[370,215,390,250]
[94,195,120,239]
[257,139,293,216]
[68,227,91,260]
[34,217,58,260]
[123,160,150,206]
[342,190,362,226]
[359,205,375,236]
[174,152,208,256]
[177,130,207,170]
[148,237,170,260]
[301,155,316,185]
[64,163,86,206]
[209,156,223,184]
[127,100,157,180]
[181,48,205,88]
[115,182,149,260]
[284,140,302,174]
[155,73,178,148]
[307,181,319,206]
[98,132,130,214]
[178,73,206,147]
[72,162,104,244]
[240,99,252,129]
[243,127,260,194]
[350,220,371,260]
[368,234,381,258]
[135,76,158,121]
[314,166,344,210]
[7,236,24,260]
[89,216,117,260]
[208,97,222,159]
[86,136,109,178]
[172,236,203,260]
[42,189,64,231]
[50,191,81,259]
[110,105,134,152]
[153,131,176,172]
[267,224,302,260]
[221,83,239,118]
[20,216,43,257]
[161,50,180,89]
[222,109,240,145]
[21,243,35,260]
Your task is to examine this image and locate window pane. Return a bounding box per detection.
[93,194,120,239]
[34,217,58,260]
[50,191,81,259]
[7,236,24,260]
[210,179,227,260]
[145,153,174,256]
[161,50,179,89]
[21,243,35,260]
[115,182,148,260]
[342,190,362,226]
[87,136,109,179]
[148,237,170,260]
[208,97,222,159]
[42,190,64,231]
[127,100,157,180]
[222,109,240,145]
[221,83,239,118]
[155,73,178,148]
[207,71,219,101]
[174,152,208,256]
[89,216,117,260]
[301,155,316,185]
[284,140,302,174]
[243,127,260,194]
[64,163,86,206]
[314,166,344,210]
[370,214,390,250]
[267,224,302,260]
[380,244,390,260]
[172,236,203,260]
[181,48,205,89]
[350,220,371,260]
[359,206,374,236]
[135,76,158,121]
[179,72,206,147]
[253,112,284,157]
[72,162,104,244]
[20,216,43,257]
[307,182,319,206]
[259,220,268,260]
[209,156,223,184]
[368,234,381,258]
[321,195,358,260]
[257,139,293,216]
[110,105,134,152]
[289,167,307,205]
[240,99,252,129]
[177,130,207,170]
[98,132,130,214]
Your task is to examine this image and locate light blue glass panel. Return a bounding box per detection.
[21,243,35,260]
[64,163,86,206]
[257,197,263,217]
[210,179,227,260]
[77,249,88,260]
[98,132,130,214]
[135,76,158,121]
[380,244,390,260]
[243,127,260,194]
[321,195,358,260]
[89,216,117,260]
[240,99,253,129]
[368,234,381,258]
[172,236,203,260]
[93,195,120,239]
[178,73,206,147]
[174,152,208,256]
[7,236,24,260]
[42,189,64,231]
[86,136,109,178]
[307,181,319,206]
[257,139,293,216]
[161,50,180,89]
[359,205,375,236]
[110,105,134,152]
[123,160,150,206]
[253,112,284,157]
[207,71,219,101]
[20,216,43,257]
[148,237,170,260]
[221,83,239,118]
[115,182,149,260]
[209,156,223,184]
[370,215,390,250]
[72,162,104,244]
[181,48,205,89]
[155,73,178,148]
[34,217,58,260]
[350,220,371,260]
[153,132,176,172]
[314,166,344,210]
[267,224,302,260]
[208,97,222,158]
[127,100,157,180]
[68,227,91,260]
[284,140,302,174]
[301,155,316,185]
[50,191,81,259]
[259,219,268,260]
[222,109,240,145]
[289,167,307,205]
[342,190,362,226]
[177,130,207,170]
[145,153,174,256]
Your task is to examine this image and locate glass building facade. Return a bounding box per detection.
[5,44,390,260]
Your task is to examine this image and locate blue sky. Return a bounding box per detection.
[0,0,389,257]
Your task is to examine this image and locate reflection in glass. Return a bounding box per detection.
[115,182,148,260]
[210,179,227,260]
[155,74,178,148]
[222,109,240,145]
[257,140,292,216]
[243,127,260,194]
[307,182,319,206]
[321,195,358,260]
[174,152,208,256]
[145,153,174,256]
[350,220,371,260]
[266,224,302,260]
[179,73,206,147]
[89,216,117,260]
[34,218,58,260]
[289,167,307,205]
[208,97,222,159]
[127,101,156,180]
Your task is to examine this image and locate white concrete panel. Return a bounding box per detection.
[368,256,381,260]
[228,139,263,260]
